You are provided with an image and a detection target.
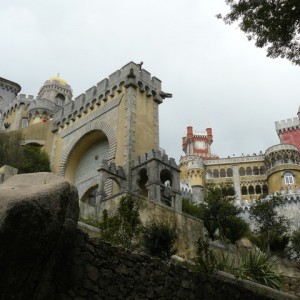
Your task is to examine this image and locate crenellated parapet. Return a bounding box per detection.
[264,144,300,173]
[204,154,265,165]
[275,117,300,134]
[131,149,181,211]
[133,149,178,169]
[27,98,62,118]
[98,159,126,179]
[3,94,35,117]
[51,62,169,132]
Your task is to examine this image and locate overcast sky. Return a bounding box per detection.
[1,0,299,162]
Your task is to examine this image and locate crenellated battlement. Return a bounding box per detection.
[275,117,300,133]
[17,94,36,101]
[98,160,126,179]
[3,94,36,116]
[27,98,62,117]
[52,62,167,132]
[133,149,178,169]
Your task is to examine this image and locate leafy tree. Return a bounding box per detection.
[18,145,50,173]
[97,196,142,250]
[200,185,249,242]
[0,132,50,173]
[182,198,203,219]
[250,196,290,253]
[0,131,22,168]
[219,0,300,65]
[143,220,177,260]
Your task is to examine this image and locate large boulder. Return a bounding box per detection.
[0,172,79,300]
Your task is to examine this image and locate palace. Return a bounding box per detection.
[0,62,183,217]
[1,62,300,229]
[179,111,300,226]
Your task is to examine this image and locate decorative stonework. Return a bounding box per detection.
[0,77,21,95]
[58,120,117,176]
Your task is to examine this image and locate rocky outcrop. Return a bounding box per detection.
[0,172,79,300]
[0,172,297,300]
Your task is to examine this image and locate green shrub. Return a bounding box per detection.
[290,229,300,259]
[194,237,219,273]
[194,237,282,289]
[143,220,177,260]
[240,250,282,290]
[182,198,203,219]
[18,145,50,173]
[81,196,142,250]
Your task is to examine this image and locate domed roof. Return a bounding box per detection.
[48,75,68,85]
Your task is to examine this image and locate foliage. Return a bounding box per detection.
[194,237,282,290]
[250,196,290,253]
[18,145,50,173]
[0,132,23,168]
[240,250,282,290]
[290,229,300,259]
[219,0,300,65]
[143,220,177,260]
[200,185,249,243]
[0,132,50,173]
[94,196,142,250]
[182,198,203,219]
[194,237,221,273]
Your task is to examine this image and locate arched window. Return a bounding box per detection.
[262,184,268,194]
[206,169,213,179]
[220,169,226,177]
[239,167,245,176]
[213,169,219,178]
[241,186,248,195]
[248,185,255,195]
[227,168,233,177]
[56,93,65,106]
[246,167,252,176]
[284,172,294,185]
[255,185,262,194]
[259,166,266,175]
[253,166,259,175]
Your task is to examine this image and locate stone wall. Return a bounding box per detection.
[0,172,298,300]
[56,231,297,300]
[87,193,204,259]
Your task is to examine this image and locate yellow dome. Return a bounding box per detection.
[49,75,67,85]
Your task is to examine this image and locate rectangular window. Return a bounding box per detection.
[21,118,28,128]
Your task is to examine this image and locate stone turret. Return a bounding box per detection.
[0,77,21,129]
[265,144,300,194]
[38,75,73,106]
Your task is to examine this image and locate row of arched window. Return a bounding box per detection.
[206,165,266,179]
[239,166,266,176]
[241,184,268,195]
[206,168,233,178]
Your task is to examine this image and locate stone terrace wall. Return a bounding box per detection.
[56,231,297,300]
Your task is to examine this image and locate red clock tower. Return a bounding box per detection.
[182,126,218,159]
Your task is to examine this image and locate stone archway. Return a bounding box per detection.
[63,130,109,184]
[58,120,116,177]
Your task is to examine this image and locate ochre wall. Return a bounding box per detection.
[267,165,300,194]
